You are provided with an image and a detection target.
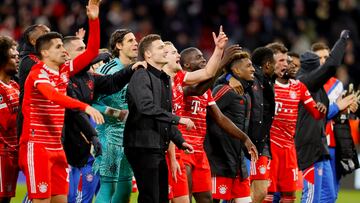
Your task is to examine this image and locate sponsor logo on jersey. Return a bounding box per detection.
[289,91,297,99]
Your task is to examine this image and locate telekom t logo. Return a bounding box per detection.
[274,101,283,115]
[191,100,201,114]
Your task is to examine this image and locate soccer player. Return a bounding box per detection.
[246,46,275,203]
[311,42,358,199]
[295,30,350,203]
[264,43,327,203]
[63,35,138,203]
[124,34,194,203]
[206,51,255,203]
[91,29,139,203]
[179,47,258,203]
[162,26,229,203]
[18,0,104,202]
[0,36,20,203]
[17,24,50,138]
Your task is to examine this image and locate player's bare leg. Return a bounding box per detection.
[185,165,193,203]
[251,180,268,203]
[172,195,190,203]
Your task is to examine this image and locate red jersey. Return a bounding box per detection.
[20,18,99,150]
[270,79,323,148]
[172,70,188,117]
[180,89,216,152]
[0,80,19,154]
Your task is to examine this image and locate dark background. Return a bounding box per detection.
[1,0,359,87]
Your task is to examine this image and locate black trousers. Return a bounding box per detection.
[125,147,168,203]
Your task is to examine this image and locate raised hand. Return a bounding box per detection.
[340,29,350,40]
[212,25,228,50]
[86,0,101,20]
[75,28,86,40]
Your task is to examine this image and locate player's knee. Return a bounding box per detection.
[252,190,267,203]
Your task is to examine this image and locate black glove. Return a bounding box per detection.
[91,136,102,157]
[340,30,350,40]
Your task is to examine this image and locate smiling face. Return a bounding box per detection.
[231,58,255,81]
[183,48,207,71]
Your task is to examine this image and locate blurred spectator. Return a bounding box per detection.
[1,0,359,85]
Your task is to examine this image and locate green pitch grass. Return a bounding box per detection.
[11,184,359,202]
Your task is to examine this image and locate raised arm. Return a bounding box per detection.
[184,26,228,85]
[298,30,349,91]
[71,0,101,76]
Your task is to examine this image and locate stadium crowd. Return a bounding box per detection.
[0,0,360,203]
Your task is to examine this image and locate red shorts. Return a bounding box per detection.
[19,142,69,199]
[211,175,251,201]
[250,155,270,181]
[0,153,19,197]
[268,143,298,192]
[166,152,189,199]
[182,151,212,193]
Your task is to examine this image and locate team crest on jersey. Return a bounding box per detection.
[86,174,94,182]
[259,165,267,174]
[218,185,228,194]
[60,73,68,83]
[38,182,48,193]
[0,94,2,103]
[289,91,297,99]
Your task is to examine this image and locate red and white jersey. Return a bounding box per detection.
[172,70,188,117]
[270,79,319,148]
[0,80,19,154]
[180,89,216,152]
[20,61,73,149]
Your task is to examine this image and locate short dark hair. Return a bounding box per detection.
[288,52,300,59]
[0,36,17,68]
[311,42,329,52]
[35,32,63,59]
[63,36,81,47]
[179,47,197,67]
[23,24,49,46]
[266,42,288,54]
[138,34,161,61]
[109,29,132,58]
[251,47,274,67]
[225,51,251,73]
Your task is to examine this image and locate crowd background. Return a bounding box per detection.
[1,0,360,88]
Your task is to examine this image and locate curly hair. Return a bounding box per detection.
[0,36,17,68]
